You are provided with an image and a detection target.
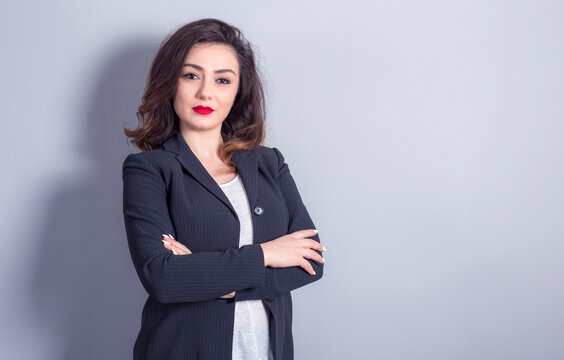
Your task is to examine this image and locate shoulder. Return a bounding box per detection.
[252,145,288,177]
[122,148,177,176]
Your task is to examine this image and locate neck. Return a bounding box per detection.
[179,127,224,161]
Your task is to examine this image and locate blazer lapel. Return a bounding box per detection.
[162,131,257,219]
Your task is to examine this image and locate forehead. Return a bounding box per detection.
[184,43,239,71]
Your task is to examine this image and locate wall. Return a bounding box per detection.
[1,1,563,359]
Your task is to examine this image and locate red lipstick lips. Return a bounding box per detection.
[192,105,214,115]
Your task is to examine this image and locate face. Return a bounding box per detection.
[173,42,240,134]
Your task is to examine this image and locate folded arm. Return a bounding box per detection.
[122,153,265,304]
[235,147,324,301]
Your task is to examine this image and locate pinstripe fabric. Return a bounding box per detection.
[122,130,324,359]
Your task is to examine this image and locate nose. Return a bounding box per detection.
[196,78,213,100]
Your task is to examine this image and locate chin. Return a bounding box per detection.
[183,119,224,132]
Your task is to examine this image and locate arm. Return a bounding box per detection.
[122,153,265,304]
[235,147,324,301]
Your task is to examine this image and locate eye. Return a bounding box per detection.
[217,78,231,85]
[182,73,198,79]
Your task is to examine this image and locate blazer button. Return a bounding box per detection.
[253,206,264,215]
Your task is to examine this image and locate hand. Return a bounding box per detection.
[259,229,325,275]
[161,234,192,255]
[218,291,236,299]
[162,235,235,298]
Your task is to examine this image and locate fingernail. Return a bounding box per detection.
[313,229,318,233]
[312,270,316,276]
[162,239,171,245]
[162,234,171,239]
[323,246,327,251]
[168,234,174,239]
[321,258,325,263]
[171,249,178,255]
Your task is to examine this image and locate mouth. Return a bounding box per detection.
[192,105,214,115]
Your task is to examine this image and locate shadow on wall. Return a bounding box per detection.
[30,38,160,359]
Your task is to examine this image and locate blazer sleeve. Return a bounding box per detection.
[234,147,324,301]
[122,153,266,304]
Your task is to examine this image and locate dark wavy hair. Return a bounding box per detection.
[123,18,267,170]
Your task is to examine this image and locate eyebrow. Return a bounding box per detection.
[182,63,237,76]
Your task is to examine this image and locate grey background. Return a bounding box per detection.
[1,1,563,359]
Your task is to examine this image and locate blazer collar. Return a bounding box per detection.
[162,130,258,218]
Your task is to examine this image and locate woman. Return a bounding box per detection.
[122,18,325,360]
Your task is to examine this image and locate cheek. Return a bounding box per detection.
[173,87,191,110]
[221,88,238,108]
[172,95,183,117]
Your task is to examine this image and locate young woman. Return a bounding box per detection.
[122,18,325,360]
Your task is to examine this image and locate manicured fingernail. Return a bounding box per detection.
[168,234,174,239]
[312,270,316,276]
[321,258,325,263]
[313,229,318,233]
[162,239,171,245]
[323,246,327,251]
[171,249,178,255]
[162,234,171,239]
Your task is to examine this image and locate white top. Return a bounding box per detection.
[219,174,274,360]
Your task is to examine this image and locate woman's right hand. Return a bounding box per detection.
[259,229,325,275]
[162,234,192,255]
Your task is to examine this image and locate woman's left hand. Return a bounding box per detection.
[161,234,236,299]
[218,291,236,299]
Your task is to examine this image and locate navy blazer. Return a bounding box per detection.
[122,130,324,360]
